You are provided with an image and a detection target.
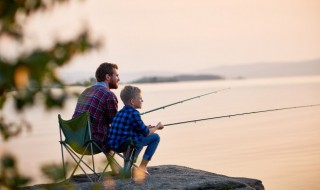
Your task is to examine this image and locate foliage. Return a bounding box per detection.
[0,116,31,140]
[0,0,100,188]
[0,0,100,139]
[0,154,30,189]
[41,162,71,183]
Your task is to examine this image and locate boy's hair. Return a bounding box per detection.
[95,62,118,82]
[120,85,141,104]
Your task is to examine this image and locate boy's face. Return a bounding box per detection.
[131,92,143,109]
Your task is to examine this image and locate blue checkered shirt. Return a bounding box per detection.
[108,105,149,150]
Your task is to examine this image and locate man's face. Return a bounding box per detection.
[108,69,120,89]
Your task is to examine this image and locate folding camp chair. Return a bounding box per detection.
[58,111,118,182]
[58,111,137,182]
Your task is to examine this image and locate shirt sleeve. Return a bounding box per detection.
[105,93,118,124]
[131,110,149,137]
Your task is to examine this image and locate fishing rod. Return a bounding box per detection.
[140,87,230,115]
[163,104,320,126]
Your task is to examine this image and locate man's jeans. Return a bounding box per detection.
[135,133,160,161]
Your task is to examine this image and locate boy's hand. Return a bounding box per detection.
[147,125,154,128]
[156,122,164,130]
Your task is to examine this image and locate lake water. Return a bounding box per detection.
[2,76,320,190]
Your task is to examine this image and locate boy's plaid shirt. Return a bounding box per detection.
[108,105,149,150]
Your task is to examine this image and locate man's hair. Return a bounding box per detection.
[120,85,141,104]
[95,62,118,82]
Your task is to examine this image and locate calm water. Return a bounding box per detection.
[2,76,320,190]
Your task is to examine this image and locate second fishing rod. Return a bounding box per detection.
[140,87,230,115]
[162,104,320,127]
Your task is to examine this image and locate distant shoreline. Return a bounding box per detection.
[130,74,225,84]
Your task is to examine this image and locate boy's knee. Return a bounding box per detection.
[153,133,160,142]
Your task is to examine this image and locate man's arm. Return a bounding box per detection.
[105,93,118,123]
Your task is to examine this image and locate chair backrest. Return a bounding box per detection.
[58,111,101,155]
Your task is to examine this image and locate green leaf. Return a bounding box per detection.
[2,154,15,168]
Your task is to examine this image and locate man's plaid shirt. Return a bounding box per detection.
[108,105,149,151]
[73,82,118,152]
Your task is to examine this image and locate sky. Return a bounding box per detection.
[14,0,320,82]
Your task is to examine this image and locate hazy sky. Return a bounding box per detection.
[21,0,320,81]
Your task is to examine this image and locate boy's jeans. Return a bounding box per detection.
[135,133,160,161]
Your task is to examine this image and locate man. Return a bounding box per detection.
[73,62,120,154]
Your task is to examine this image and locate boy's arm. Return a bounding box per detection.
[148,122,164,136]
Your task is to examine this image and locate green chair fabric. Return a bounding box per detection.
[59,111,100,155]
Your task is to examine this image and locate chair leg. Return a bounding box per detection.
[64,145,95,183]
[62,144,91,182]
[98,152,122,181]
[89,143,98,181]
[120,145,136,179]
[60,141,67,181]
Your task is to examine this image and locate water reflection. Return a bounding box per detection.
[2,76,320,190]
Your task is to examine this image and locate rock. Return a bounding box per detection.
[23,165,264,190]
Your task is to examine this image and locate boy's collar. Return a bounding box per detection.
[124,104,138,110]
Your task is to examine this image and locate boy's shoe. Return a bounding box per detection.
[132,167,149,183]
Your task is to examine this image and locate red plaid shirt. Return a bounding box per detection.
[73,83,118,152]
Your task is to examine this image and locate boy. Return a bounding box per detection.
[108,85,164,175]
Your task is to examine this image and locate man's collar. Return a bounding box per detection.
[96,81,109,89]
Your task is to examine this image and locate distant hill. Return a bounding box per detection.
[59,58,320,84]
[131,74,224,83]
[201,59,320,79]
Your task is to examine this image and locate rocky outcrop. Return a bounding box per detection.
[24,165,264,190]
